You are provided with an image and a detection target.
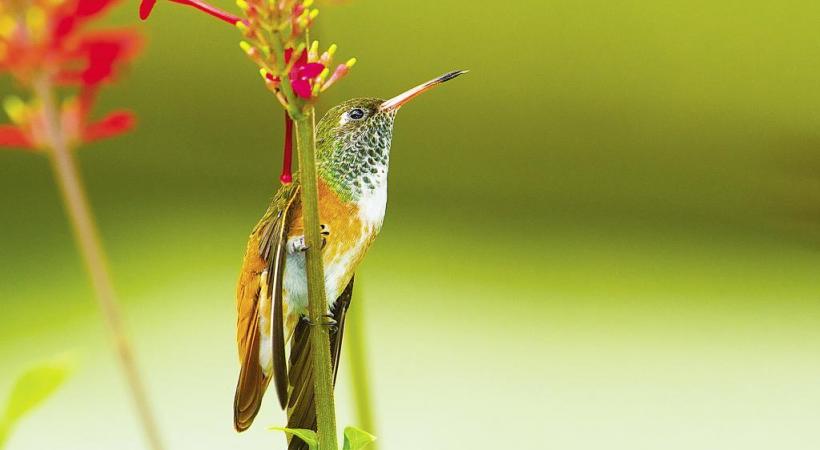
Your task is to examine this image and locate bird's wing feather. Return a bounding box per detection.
[234,182,300,432]
[285,277,354,450]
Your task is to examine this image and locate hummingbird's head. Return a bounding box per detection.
[317,70,468,200]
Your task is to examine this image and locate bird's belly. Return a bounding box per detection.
[281,178,386,326]
[282,224,376,318]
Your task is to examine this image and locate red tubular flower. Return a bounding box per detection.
[139,0,242,24]
[280,112,293,184]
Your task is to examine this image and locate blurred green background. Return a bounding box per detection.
[3,0,820,448]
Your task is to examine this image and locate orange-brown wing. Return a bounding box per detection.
[234,182,300,432]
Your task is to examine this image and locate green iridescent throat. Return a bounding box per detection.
[316,98,396,202]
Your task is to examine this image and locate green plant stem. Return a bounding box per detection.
[293,106,339,450]
[268,32,303,119]
[346,291,377,448]
[33,76,165,450]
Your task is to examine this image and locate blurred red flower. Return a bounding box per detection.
[0,0,142,150]
[285,48,324,99]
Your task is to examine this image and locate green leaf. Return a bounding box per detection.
[271,427,319,450]
[343,426,376,450]
[0,355,74,448]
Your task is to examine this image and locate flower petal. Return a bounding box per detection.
[290,79,312,99]
[76,0,119,18]
[53,16,78,41]
[139,0,158,20]
[82,110,136,142]
[0,124,34,149]
[57,30,143,86]
[298,62,324,79]
[295,49,308,66]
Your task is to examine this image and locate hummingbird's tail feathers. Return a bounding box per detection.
[286,318,315,450]
[284,278,354,450]
[233,311,271,432]
[330,277,354,384]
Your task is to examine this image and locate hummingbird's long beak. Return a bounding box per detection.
[379,70,468,112]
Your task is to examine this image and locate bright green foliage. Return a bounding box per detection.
[271,425,375,450]
[271,427,319,450]
[343,426,376,450]
[0,355,74,448]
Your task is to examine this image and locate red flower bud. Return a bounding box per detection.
[280,112,293,184]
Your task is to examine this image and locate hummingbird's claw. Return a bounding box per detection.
[287,226,329,253]
[324,313,339,334]
[304,314,338,333]
[288,236,309,253]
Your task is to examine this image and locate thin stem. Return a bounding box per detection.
[33,76,165,450]
[293,107,339,450]
[346,290,377,447]
[267,32,303,119]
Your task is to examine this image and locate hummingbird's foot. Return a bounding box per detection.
[305,314,338,333]
[288,236,309,253]
[286,225,329,253]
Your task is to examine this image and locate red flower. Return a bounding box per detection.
[284,48,324,99]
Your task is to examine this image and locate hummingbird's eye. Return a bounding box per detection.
[348,108,366,120]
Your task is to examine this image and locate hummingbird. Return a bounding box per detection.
[232,70,467,446]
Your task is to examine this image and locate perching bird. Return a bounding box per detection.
[233,70,467,447]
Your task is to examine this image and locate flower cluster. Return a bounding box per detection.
[139,0,355,183]
[0,0,141,150]
[140,0,354,109]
